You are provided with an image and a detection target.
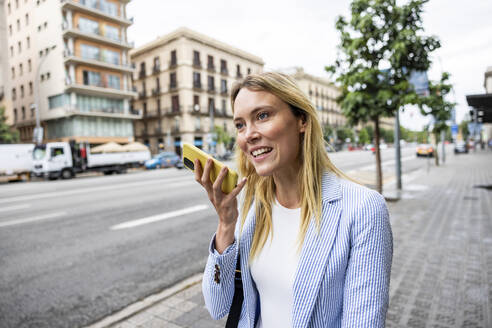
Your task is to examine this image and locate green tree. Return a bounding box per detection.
[214,125,232,149]
[322,124,335,143]
[0,107,19,143]
[359,127,370,145]
[336,126,355,144]
[328,0,440,193]
[420,72,454,165]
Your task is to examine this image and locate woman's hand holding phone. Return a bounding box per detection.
[194,158,247,253]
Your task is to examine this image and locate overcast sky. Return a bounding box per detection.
[127,0,492,131]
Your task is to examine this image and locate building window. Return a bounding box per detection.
[44,22,47,29]
[170,72,177,89]
[222,99,227,115]
[14,109,17,122]
[12,88,16,100]
[21,106,25,119]
[17,19,20,31]
[29,82,33,95]
[74,94,123,112]
[139,62,146,78]
[81,44,100,61]
[207,76,215,92]
[25,13,29,25]
[170,50,177,66]
[153,56,160,72]
[20,85,24,98]
[18,41,21,53]
[236,64,242,78]
[220,79,227,94]
[79,17,99,34]
[19,63,23,76]
[193,72,201,89]
[104,49,120,65]
[26,36,30,48]
[171,95,180,113]
[82,70,101,87]
[100,0,117,16]
[142,102,147,116]
[193,50,201,67]
[15,0,18,9]
[247,68,251,75]
[193,95,200,111]
[104,25,119,41]
[9,25,12,35]
[220,59,228,75]
[28,59,32,72]
[31,106,34,118]
[11,67,15,79]
[207,55,215,71]
[107,74,121,89]
[10,46,14,57]
[208,98,215,114]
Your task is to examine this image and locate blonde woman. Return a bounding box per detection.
[195,72,392,327]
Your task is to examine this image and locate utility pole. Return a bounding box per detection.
[33,45,56,145]
[394,108,402,190]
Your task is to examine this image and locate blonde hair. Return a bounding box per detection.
[231,72,346,261]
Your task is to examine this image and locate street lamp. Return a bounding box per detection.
[32,44,57,145]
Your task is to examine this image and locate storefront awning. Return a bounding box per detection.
[466,94,492,123]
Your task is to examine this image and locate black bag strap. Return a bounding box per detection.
[225,253,243,328]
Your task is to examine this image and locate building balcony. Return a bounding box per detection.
[152,65,161,75]
[138,70,146,79]
[207,86,216,94]
[207,65,216,73]
[169,83,178,91]
[60,0,133,26]
[162,106,182,117]
[193,83,202,91]
[63,51,134,73]
[151,87,161,96]
[138,91,146,99]
[44,105,142,121]
[220,89,228,96]
[65,82,137,99]
[142,110,160,119]
[193,61,202,69]
[220,68,229,76]
[61,24,134,50]
[169,61,177,69]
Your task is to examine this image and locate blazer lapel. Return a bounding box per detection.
[239,206,258,328]
[292,173,342,328]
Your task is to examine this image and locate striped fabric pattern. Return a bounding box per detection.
[202,172,393,328]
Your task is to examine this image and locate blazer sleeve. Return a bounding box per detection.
[202,232,238,320]
[341,190,393,327]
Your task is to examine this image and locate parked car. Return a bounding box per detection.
[416,144,434,157]
[454,141,468,154]
[145,152,183,169]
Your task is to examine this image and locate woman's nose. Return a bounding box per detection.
[245,125,260,143]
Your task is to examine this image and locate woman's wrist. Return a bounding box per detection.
[215,222,236,254]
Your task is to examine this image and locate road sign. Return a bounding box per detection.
[451,124,459,137]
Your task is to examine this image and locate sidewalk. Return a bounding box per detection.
[86,150,492,328]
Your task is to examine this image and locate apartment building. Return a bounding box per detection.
[285,67,346,128]
[130,27,264,155]
[3,0,137,144]
[0,0,9,114]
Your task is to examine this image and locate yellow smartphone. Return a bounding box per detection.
[182,142,238,194]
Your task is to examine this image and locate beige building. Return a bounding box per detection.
[0,0,9,115]
[130,27,264,155]
[285,67,346,128]
[3,0,138,144]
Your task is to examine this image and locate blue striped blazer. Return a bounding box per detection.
[202,172,393,327]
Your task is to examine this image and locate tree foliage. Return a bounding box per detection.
[0,107,19,144]
[328,0,440,192]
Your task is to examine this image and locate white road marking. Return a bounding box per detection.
[0,204,31,212]
[347,155,415,174]
[0,177,193,205]
[0,211,67,228]
[110,205,209,230]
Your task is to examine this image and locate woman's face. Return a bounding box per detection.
[233,88,305,177]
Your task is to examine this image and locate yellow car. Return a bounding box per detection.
[416,144,434,157]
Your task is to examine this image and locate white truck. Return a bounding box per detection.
[0,144,35,182]
[32,141,150,179]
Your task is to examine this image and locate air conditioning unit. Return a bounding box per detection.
[193,104,200,112]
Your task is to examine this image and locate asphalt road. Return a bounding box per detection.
[0,146,438,328]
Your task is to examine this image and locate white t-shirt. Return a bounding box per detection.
[250,200,301,328]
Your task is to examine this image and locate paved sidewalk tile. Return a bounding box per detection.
[112,151,492,328]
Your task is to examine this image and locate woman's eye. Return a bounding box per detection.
[235,122,244,130]
[258,112,268,120]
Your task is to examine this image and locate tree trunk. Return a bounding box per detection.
[434,132,439,166]
[374,116,383,194]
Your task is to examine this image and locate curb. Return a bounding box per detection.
[83,273,203,328]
